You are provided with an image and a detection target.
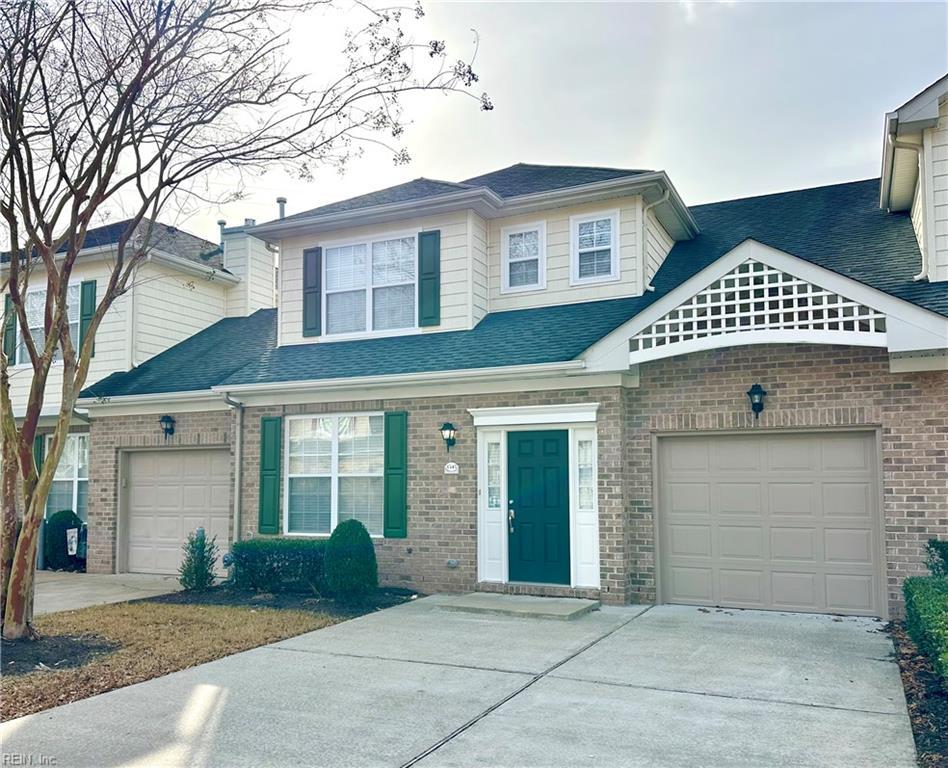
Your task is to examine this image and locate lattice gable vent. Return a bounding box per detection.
[630,258,887,354]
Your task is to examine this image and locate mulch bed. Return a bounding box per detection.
[889,622,948,768]
[143,584,419,617]
[2,634,119,677]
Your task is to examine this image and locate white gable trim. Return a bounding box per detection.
[582,239,948,371]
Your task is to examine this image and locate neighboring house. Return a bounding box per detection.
[78,76,948,618]
[2,217,275,531]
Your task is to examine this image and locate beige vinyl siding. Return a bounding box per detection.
[470,211,489,325]
[911,179,925,258]
[6,258,129,414]
[278,211,471,346]
[134,261,227,361]
[223,237,247,317]
[645,207,675,285]
[488,196,642,312]
[224,233,276,317]
[930,99,948,281]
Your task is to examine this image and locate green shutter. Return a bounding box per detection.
[258,416,282,534]
[302,247,322,337]
[417,230,440,327]
[79,280,96,357]
[33,434,45,475]
[3,294,17,361]
[383,411,408,538]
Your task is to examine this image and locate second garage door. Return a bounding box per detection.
[126,449,231,575]
[658,431,884,617]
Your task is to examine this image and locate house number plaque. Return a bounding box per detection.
[443,461,460,475]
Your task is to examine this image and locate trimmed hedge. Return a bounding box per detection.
[926,538,948,577]
[228,538,325,593]
[324,520,378,604]
[903,576,948,685]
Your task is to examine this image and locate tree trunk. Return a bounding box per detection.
[2,495,43,639]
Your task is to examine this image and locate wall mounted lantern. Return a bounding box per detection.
[746,384,767,420]
[159,414,176,439]
[440,422,457,452]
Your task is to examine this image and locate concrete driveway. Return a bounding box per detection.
[1,598,914,768]
[33,571,179,615]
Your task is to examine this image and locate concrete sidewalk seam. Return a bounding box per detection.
[546,673,907,717]
[263,644,537,676]
[398,605,655,768]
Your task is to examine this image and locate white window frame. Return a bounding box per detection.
[45,433,89,521]
[321,230,420,341]
[500,221,547,294]
[282,412,385,538]
[15,284,81,368]
[569,209,621,286]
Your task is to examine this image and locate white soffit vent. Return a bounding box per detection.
[629,258,887,362]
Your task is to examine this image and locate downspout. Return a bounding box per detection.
[642,188,670,292]
[223,393,244,546]
[886,134,928,281]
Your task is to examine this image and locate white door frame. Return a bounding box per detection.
[470,404,601,589]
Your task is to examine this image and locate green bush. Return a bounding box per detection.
[903,576,948,685]
[178,528,219,590]
[229,538,325,593]
[44,510,84,571]
[324,520,378,604]
[926,538,948,577]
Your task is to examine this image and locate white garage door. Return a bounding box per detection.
[658,431,884,617]
[126,450,231,575]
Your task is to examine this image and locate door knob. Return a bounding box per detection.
[508,508,515,534]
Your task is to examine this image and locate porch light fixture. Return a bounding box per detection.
[746,384,767,420]
[439,422,457,452]
[159,414,176,439]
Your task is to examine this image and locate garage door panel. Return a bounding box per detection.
[126,449,231,576]
[659,432,882,617]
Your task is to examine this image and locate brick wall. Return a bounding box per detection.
[87,410,233,573]
[623,344,948,616]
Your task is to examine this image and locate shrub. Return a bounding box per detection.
[324,520,378,604]
[44,510,84,571]
[926,538,948,577]
[178,528,219,590]
[903,576,948,686]
[229,538,325,593]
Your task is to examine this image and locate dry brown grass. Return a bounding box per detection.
[1,602,333,720]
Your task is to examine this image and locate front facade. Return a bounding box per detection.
[78,79,948,618]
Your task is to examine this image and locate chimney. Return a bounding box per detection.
[217,219,226,244]
[276,196,287,219]
[244,218,256,228]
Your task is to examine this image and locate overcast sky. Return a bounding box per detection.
[183,1,947,243]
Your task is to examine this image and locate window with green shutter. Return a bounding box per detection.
[383,411,408,538]
[258,416,283,534]
[302,248,322,337]
[3,294,16,361]
[417,230,440,327]
[79,280,96,357]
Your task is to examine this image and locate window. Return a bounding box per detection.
[501,222,546,293]
[324,235,416,335]
[45,433,89,521]
[570,211,620,285]
[286,414,384,536]
[18,285,81,365]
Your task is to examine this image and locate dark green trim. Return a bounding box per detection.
[258,416,282,534]
[417,230,440,327]
[383,411,408,538]
[3,294,17,361]
[302,247,322,337]
[33,434,45,475]
[79,280,96,357]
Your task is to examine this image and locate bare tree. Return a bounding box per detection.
[0,0,489,639]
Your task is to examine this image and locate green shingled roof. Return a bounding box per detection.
[81,177,944,400]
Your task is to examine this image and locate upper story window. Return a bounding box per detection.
[570,210,620,285]
[324,235,416,335]
[501,222,546,293]
[18,285,80,365]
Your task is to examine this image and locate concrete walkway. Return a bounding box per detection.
[1,598,915,768]
[33,571,179,615]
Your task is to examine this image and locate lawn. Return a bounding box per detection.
[1,601,332,720]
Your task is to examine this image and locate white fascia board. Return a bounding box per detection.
[212,360,587,397]
[580,238,948,371]
[147,249,240,284]
[77,389,228,416]
[249,172,699,242]
[468,402,599,427]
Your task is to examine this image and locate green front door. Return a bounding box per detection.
[507,430,570,585]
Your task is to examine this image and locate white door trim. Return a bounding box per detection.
[468,403,599,427]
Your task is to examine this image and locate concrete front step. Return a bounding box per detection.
[437,592,600,620]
